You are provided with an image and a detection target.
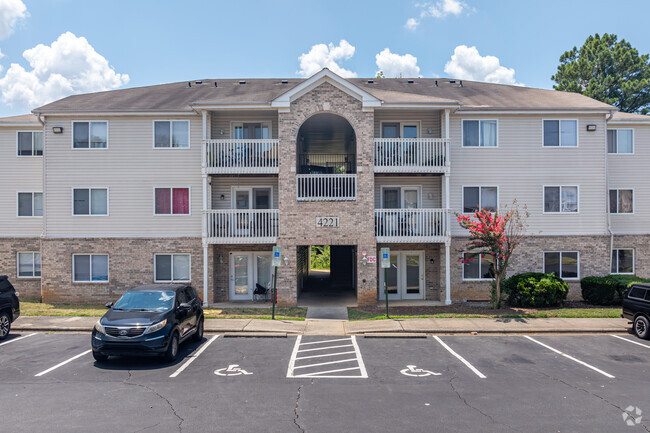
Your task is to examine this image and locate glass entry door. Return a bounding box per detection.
[229,252,272,300]
[378,251,425,300]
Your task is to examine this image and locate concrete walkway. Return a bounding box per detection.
[11,315,630,336]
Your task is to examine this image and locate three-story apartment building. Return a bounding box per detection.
[1,68,648,306]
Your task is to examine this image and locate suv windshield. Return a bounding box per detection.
[113,291,175,311]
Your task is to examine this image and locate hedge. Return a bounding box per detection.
[502,272,569,308]
[580,275,650,305]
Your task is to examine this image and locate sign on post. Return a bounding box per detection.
[271,246,282,320]
[272,246,282,267]
[380,248,391,268]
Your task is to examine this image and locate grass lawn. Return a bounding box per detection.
[19,300,307,321]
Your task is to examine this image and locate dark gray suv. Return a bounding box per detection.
[622,284,650,339]
[0,275,20,340]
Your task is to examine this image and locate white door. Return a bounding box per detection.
[229,252,272,300]
[378,251,425,300]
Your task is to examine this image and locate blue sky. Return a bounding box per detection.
[0,0,649,117]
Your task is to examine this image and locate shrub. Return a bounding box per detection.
[503,272,569,307]
[581,275,650,305]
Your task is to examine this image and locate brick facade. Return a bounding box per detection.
[613,235,650,278]
[0,237,42,299]
[376,243,442,301]
[211,244,274,302]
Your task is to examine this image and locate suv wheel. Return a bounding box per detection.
[192,317,204,342]
[92,351,109,363]
[0,311,11,340]
[634,315,650,340]
[164,332,179,362]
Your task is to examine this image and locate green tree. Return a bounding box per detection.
[552,33,650,114]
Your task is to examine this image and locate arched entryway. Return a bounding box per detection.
[296,113,356,175]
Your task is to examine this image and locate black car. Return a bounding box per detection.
[91,284,204,362]
[622,283,650,340]
[0,275,20,340]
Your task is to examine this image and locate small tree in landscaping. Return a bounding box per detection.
[457,200,529,308]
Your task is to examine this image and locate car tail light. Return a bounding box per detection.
[198,296,203,303]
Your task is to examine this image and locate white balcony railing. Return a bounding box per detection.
[296,174,357,201]
[373,138,450,173]
[203,139,279,174]
[204,209,279,244]
[375,208,449,242]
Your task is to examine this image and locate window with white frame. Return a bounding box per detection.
[462,253,494,280]
[154,187,190,215]
[463,186,498,213]
[544,251,579,279]
[544,186,578,213]
[73,188,108,215]
[607,129,633,154]
[232,122,271,139]
[380,122,419,138]
[609,189,634,214]
[17,192,43,217]
[73,254,109,282]
[17,252,41,278]
[154,254,190,282]
[543,120,577,147]
[17,131,43,156]
[154,121,189,148]
[73,122,107,148]
[462,120,497,147]
[611,249,634,274]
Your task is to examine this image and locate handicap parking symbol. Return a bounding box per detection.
[214,364,253,377]
[400,365,441,377]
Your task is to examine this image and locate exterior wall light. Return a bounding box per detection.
[361,250,368,266]
[283,256,289,266]
[52,126,63,134]
[586,124,597,131]
[220,194,225,200]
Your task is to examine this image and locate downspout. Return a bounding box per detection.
[605,110,615,274]
[36,112,45,301]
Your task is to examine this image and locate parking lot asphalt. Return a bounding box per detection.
[1,332,650,433]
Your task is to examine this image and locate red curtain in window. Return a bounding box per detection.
[172,188,189,214]
[155,188,171,214]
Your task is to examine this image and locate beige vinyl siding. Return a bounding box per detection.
[210,111,279,139]
[373,109,442,137]
[0,126,43,237]
[374,176,442,208]
[210,176,279,209]
[43,115,202,237]
[607,123,650,234]
[449,114,609,236]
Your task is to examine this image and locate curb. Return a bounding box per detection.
[222,332,287,338]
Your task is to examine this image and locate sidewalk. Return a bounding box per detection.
[11,316,630,336]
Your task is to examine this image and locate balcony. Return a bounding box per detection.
[204,209,279,244]
[296,174,357,201]
[203,139,279,174]
[375,208,449,243]
[373,138,450,173]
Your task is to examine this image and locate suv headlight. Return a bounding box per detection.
[94,320,106,334]
[144,319,167,335]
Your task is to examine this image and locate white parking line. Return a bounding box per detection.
[293,358,358,370]
[299,337,352,346]
[34,349,92,377]
[295,350,357,361]
[0,333,37,347]
[611,334,650,349]
[297,366,362,378]
[432,336,486,379]
[297,343,354,353]
[170,335,220,378]
[287,336,368,378]
[524,336,615,379]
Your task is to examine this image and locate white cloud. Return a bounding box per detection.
[443,45,522,85]
[0,31,130,110]
[0,0,27,40]
[375,48,420,78]
[406,0,469,30]
[297,40,357,78]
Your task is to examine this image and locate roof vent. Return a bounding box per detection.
[281,79,289,84]
[407,79,414,84]
[188,82,192,88]
[239,80,246,84]
[435,80,438,87]
[195,80,203,85]
[449,80,456,84]
[367,79,374,84]
[459,80,463,87]
[214,81,218,87]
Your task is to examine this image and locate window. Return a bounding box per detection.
[73,122,108,148]
[154,188,190,215]
[462,120,497,147]
[609,189,634,214]
[154,121,189,148]
[628,286,646,300]
[543,120,577,147]
[380,122,419,138]
[611,249,634,274]
[544,252,579,279]
[463,186,498,213]
[544,186,578,213]
[73,188,108,215]
[17,131,43,156]
[73,254,109,282]
[17,192,43,217]
[17,252,41,278]
[462,253,494,280]
[232,122,270,139]
[154,254,191,282]
[381,186,419,209]
[607,129,633,154]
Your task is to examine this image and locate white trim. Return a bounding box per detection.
[72,253,110,283]
[152,119,191,149]
[542,251,580,280]
[542,185,579,214]
[16,191,43,218]
[542,119,579,147]
[378,120,421,138]
[611,248,635,275]
[71,120,109,149]
[16,130,43,157]
[229,120,273,140]
[39,111,197,116]
[456,109,612,114]
[377,250,425,300]
[16,251,41,279]
[153,253,192,283]
[230,186,274,209]
[461,252,495,281]
[461,119,499,148]
[377,103,460,109]
[190,104,273,110]
[461,185,499,214]
[153,186,192,216]
[71,187,110,217]
[608,188,635,215]
[606,128,634,155]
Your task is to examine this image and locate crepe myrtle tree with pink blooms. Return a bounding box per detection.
[456,200,529,308]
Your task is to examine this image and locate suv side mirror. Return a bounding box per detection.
[105,302,113,309]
